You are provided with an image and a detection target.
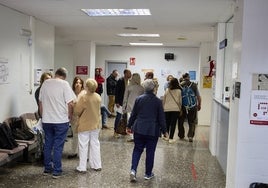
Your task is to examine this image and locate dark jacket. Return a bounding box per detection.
[106,74,117,95]
[115,77,126,106]
[127,91,167,137]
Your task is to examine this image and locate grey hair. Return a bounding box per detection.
[143,79,155,92]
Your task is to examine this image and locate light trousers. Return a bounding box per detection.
[77,129,102,171]
[108,95,115,113]
[70,123,78,155]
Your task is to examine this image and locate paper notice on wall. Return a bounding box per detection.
[250,90,268,125]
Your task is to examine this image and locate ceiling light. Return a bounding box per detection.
[117,34,160,37]
[177,37,187,40]
[129,43,163,46]
[81,9,151,16]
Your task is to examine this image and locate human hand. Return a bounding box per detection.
[126,127,132,134]
[197,104,201,111]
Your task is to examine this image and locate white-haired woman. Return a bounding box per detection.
[127,79,168,182]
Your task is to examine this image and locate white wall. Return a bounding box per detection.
[226,0,268,187]
[54,44,213,126]
[96,46,200,98]
[0,5,54,122]
[54,44,74,84]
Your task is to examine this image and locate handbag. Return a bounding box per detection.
[116,113,127,135]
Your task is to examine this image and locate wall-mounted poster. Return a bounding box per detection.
[189,71,196,81]
[250,90,268,125]
[76,66,88,75]
[203,76,212,88]
[0,58,9,84]
[252,73,268,90]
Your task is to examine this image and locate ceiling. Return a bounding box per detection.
[0,0,235,47]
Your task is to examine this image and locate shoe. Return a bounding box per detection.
[127,139,134,142]
[163,137,169,141]
[102,125,109,129]
[109,114,116,118]
[67,154,77,159]
[168,139,176,144]
[114,132,120,138]
[91,168,102,171]
[130,170,137,182]
[43,170,51,176]
[52,173,62,179]
[189,137,193,142]
[144,173,154,180]
[75,169,87,174]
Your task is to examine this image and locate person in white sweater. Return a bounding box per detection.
[162,78,182,143]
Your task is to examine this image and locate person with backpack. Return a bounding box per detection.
[178,73,201,142]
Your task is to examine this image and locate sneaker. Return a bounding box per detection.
[114,132,120,138]
[43,171,51,176]
[189,137,193,142]
[102,125,109,129]
[168,139,176,144]
[75,169,87,174]
[130,170,137,182]
[52,173,62,179]
[92,168,102,171]
[127,138,134,142]
[162,137,169,141]
[144,173,154,180]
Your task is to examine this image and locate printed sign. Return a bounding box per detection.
[76,66,88,75]
[250,90,268,125]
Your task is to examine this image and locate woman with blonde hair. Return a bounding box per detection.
[74,78,102,173]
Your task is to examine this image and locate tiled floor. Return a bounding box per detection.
[0,118,226,188]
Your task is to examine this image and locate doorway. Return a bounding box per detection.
[104,61,127,106]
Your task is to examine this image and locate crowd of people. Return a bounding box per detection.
[35,66,201,182]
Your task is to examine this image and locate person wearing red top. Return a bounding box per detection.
[95,68,105,96]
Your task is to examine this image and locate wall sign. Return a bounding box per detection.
[76,66,88,75]
[250,90,268,125]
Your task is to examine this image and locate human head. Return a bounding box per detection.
[55,67,68,80]
[85,78,98,93]
[169,78,180,90]
[112,70,119,77]
[72,76,84,92]
[166,75,174,82]
[130,73,141,85]
[145,72,154,80]
[182,73,190,81]
[95,68,102,76]
[143,79,156,92]
[123,69,132,79]
[40,72,52,85]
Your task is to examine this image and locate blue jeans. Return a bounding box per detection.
[43,122,69,175]
[101,105,111,127]
[131,133,158,175]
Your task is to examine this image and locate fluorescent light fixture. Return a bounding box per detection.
[81,9,151,16]
[117,33,160,37]
[129,43,163,46]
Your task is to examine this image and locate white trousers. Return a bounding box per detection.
[77,129,102,171]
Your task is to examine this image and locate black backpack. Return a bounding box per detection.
[0,122,18,149]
